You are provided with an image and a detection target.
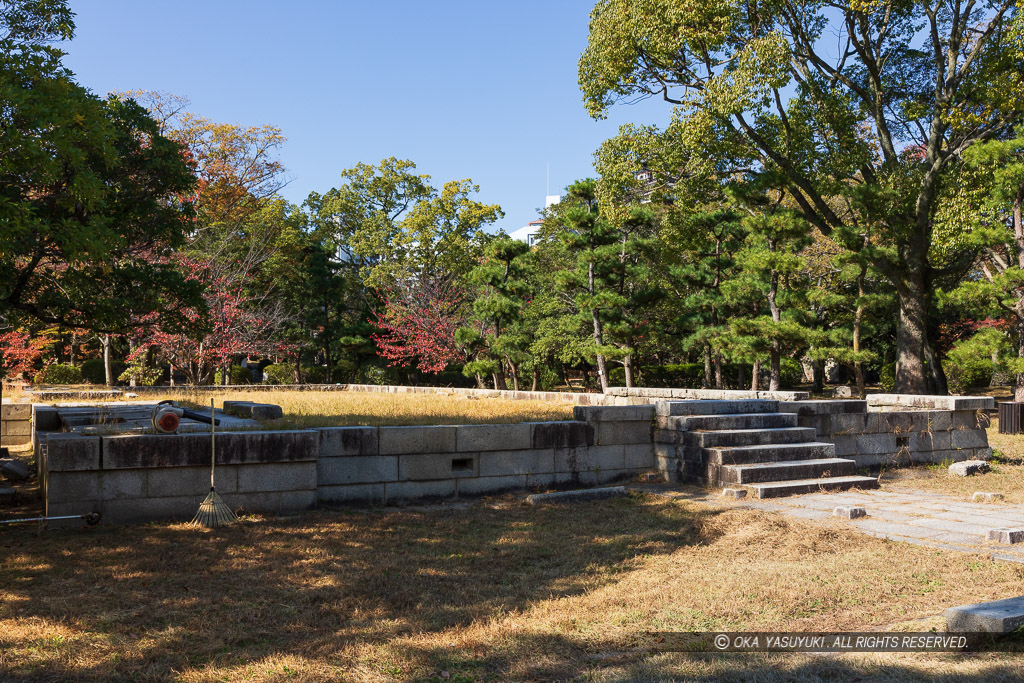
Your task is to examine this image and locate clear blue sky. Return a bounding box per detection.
[60,0,668,234]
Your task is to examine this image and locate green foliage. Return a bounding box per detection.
[945,328,1008,394]
[262,363,295,385]
[35,363,81,385]
[118,365,161,386]
[80,358,126,385]
[213,366,253,385]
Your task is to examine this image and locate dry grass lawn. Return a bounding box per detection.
[5,387,576,427]
[882,422,1024,504]
[3,493,1024,681]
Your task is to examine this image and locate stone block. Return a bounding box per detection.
[951,410,983,430]
[456,475,527,497]
[856,433,898,456]
[831,413,868,434]
[1,458,32,480]
[318,454,398,485]
[45,434,100,471]
[948,460,989,476]
[911,410,953,432]
[656,399,778,417]
[833,505,867,519]
[654,428,684,445]
[623,443,654,470]
[912,430,952,453]
[554,446,597,473]
[573,405,655,422]
[47,471,101,504]
[384,479,457,503]
[973,492,1004,503]
[778,400,866,416]
[0,486,15,505]
[478,449,554,477]
[951,429,989,450]
[868,394,994,411]
[987,528,1024,544]
[3,420,31,436]
[148,465,239,497]
[1,404,31,420]
[831,434,859,457]
[102,430,317,469]
[101,470,147,499]
[1,435,29,447]
[526,486,627,505]
[318,427,378,457]
[222,401,284,420]
[946,596,1024,633]
[236,462,317,492]
[455,423,532,452]
[378,425,456,455]
[33,405,61,431]
[100,493,209,524]
[399,452,478,480]
[722,488,747,499]
[318,483,386,505]
[530,421,594,449]
[866,411,915,433]
[596,420,652,445]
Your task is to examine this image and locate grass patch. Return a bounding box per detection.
[882,423,1024,504]
[2,493,1024,680]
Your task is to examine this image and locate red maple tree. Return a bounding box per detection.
[370,273,468,374]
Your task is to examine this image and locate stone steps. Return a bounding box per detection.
[659,399,779,416]
[744,475,879,499]
[677,412,799,431]
[720,457,856,485]
[686,427,817,448]
[707,441,836,465]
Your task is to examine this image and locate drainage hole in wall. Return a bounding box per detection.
[451,458,473,473]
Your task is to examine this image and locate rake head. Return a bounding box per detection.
[192,489,237,529]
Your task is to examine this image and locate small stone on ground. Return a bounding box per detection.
[946,596,1024,633]
[973,492,1004,503]
[987,528,1024,545]
[722,488,747,499]
[1,459,31,481]
[833,505,867,519]
[948,460,990,477]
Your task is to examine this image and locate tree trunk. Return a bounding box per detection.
[475,373,485,389]
[853,259,867,398]
[589,260,609,393]
[100,335,113,386]
[750,361,760,391]
[715,353,723,389]
[768,267,781,392]
[704,346,713,388]
[531,365,538,392]
[737,363,744,390]
[894,269,932,394]
[812,360,824,394]
[508,360,519,391]
[623,354,634,388]
[293,357,301,385]
[1013,182,1024,402]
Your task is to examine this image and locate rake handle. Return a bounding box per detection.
[210,398,216,489]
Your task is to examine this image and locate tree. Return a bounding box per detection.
[458,236,534,390]
[579,0,1022,394]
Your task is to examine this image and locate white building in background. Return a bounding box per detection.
[509,195,560,247]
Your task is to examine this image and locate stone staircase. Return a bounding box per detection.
[657,399,878,498]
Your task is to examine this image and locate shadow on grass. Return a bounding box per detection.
[0,493,729,679]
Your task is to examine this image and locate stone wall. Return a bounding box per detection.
[1,403,32,447]
[605,387,810,401]
[35,405,656,524]
[778,397,994,467]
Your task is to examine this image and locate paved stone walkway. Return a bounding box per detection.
[632,484,1024,564]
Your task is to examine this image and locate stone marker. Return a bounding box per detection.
[0,486,15,505]
[987,528,1024,544]
[1,459,31,481]
[973,492,1005,503]
[833,505,867,519]
[525,486,627,505]
[946,596,1024,633]
[722,488,747,499]
[948,460,990,477]
[833,385,853,398]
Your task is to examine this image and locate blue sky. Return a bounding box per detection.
[60,1,668,234]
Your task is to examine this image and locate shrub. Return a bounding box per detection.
[878,364,896,392]
[303,365,328,384]
[213,366,253,385]
[81,358,127,384]
[262,363,295,385]
[34,363,82,385]
[354,363,400,386]
[118,365,162,386]
[779,358,804,389]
